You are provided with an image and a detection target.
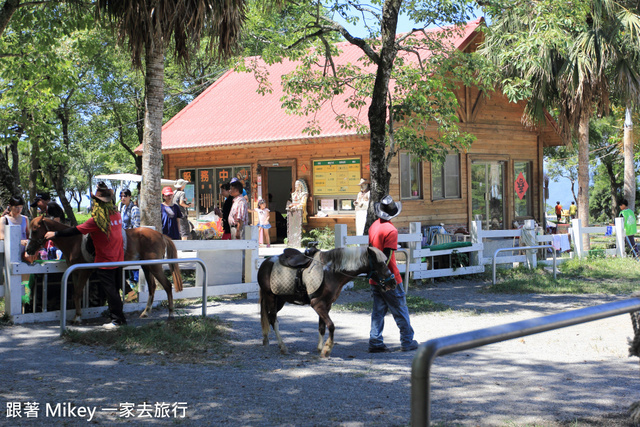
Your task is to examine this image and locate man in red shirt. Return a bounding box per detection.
[368,195,418,352]
[45,182,126,327]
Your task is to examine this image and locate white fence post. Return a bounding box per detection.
[571,218,583,259]
[245,226,259,299]
[470,220,482,266]
[335,224,347,249]
[4,225,23,316]
[523,219,537,269]
[614,217,625,257]
[408,222,421,285]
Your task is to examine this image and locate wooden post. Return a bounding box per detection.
[245,226,259,299]
[571,218,583,259]
[614,217,625,258]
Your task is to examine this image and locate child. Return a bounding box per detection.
[255,199,271,247]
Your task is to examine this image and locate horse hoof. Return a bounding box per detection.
[263,338,269,346]
[139,312,149,318]
[279,347,288,355]
[71,318,83,325]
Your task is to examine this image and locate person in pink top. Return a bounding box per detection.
[367,195,418,353]
[45,182,126,327]
[228,180,248,240]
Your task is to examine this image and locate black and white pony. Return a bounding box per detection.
[258,245,396,357]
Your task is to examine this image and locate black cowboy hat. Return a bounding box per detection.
[92,182,114,203]
[374,195,402,221]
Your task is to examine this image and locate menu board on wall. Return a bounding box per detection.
[313,158,361,196]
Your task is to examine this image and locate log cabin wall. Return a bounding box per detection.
[163,89,551,235]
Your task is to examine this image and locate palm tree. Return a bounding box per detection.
[96,0,246,229]
[481,0,640,250]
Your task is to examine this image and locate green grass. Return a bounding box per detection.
[335,295,452,313]
[63,316,231,363]
[74,211,91,224]
[488,257,640,295]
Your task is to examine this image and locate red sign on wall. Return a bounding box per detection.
[515,172,528,200]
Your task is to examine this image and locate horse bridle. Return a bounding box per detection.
[366,249,396,289]
[29,216,50,252]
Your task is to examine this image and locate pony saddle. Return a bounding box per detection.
[273,246,322,299]
[278,247,319,269]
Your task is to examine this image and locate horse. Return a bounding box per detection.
[258,245,396,357]
[26,216,183,324]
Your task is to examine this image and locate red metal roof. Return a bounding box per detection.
[152,18,483,153]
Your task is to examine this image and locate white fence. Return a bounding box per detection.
[335,217,629,285]
[1,224,261,324]
[1,217,630,324]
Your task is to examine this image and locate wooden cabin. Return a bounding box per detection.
[146,18,562,241]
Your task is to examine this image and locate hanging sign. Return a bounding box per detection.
[515,172,529,200]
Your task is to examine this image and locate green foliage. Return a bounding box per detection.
[301,226,335,249]
[240,0,483,174]
[63,316,231,362]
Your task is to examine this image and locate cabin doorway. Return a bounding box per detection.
[260,164,295,243]
[471,160,506,230]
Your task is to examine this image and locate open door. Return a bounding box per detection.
[259,161,296,243]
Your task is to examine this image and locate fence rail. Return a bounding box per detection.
[59,258,207,335]
[411,297,640,426]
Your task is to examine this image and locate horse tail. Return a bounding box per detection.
[163,235,184,293]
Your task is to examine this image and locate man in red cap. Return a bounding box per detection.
[45,182,126,327]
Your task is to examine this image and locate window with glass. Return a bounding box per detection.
[432,154,460,199]
[514,161,532,217]
[400,152,422,199]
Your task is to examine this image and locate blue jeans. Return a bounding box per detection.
[369,283,414,349]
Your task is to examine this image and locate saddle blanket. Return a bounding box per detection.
[270,253,323,296]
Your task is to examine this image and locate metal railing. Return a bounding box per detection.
[410,297,640,426]
[493,245,556,285]
[59,258,207,335]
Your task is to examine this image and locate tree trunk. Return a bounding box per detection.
[0,0,20,38]
[139,37,165,231]
[364,0,401,234]
[603,158,619,220]
[577,112,590,251]
[0,149,18,203]
[29,137,39,217]
[54,108,77,225]
[624,107,635,210]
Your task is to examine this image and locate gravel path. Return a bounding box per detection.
[1,278,639,426]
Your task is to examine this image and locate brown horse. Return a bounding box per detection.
[258,246,396,357]
[26,216,183,324]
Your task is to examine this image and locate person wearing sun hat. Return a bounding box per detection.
[44,182,127,327]
[367,195,418,353]
[172,179,192,240]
